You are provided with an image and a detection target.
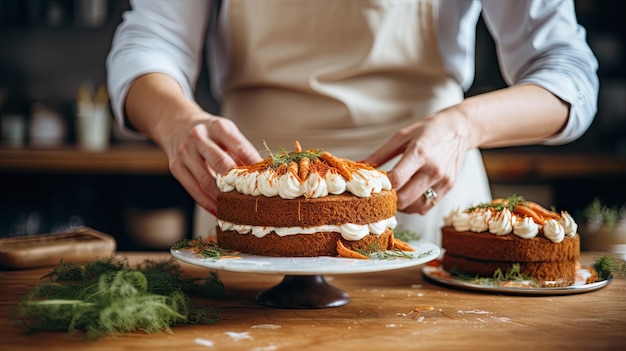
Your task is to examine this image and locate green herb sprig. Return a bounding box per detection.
[393,228,421,242]
[451,264,538,287]
[10,257,223,340]
[468,194,526,213]
[262,140,323,169]
[592,255,626,280]
[172,238,237,259]
[583,198,624,229]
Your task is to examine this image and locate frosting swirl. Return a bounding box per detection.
[218,166,391,199]
[512,216,539,239]
[488,208,513,236]
[559,211,578,238]
[446,197,579,242]
[543,218,565,243]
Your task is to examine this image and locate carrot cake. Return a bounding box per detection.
[215,142,401,257]
[441,196,580,286]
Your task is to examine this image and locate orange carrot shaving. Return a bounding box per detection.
[287,161,300,181]
[513,204,544,224]
[336,240,369,259]
[298,157,310,182]
[392,238,415,252]
[320,151,352,180]
[526,201,560,219]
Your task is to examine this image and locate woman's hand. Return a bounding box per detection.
[124,73,263,215]
[162,114,263,215]
[365,84,570,214]
[364,106,473,214]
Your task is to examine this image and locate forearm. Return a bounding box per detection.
[124,73,208,151]
[457,84,570,149]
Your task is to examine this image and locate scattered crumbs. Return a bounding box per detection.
[417,293,424,297]
[416,315,425,323]
[493,316,533,327]
[251,345,278,351]
[224,331,253,341]
[251,324,282,329]
[194,338,214,347]
[476,318,487,323]
[396,313,408,317]
[385,323,399,328]
[411,284,423,289]
[457,309,490,315]
[439,309,456,319]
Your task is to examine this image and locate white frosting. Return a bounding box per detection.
[448,203,578,242]
[559,211,578,238]
[217,167,391,199]
[451,211,471,232]
[543,218,565,243]
[512,216,540,239]
[488,208,513,236]
[469,209,491,232]
[218,217,397,241]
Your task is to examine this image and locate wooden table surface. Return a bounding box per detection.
[1,252,624,351]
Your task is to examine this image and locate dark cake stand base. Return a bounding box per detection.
[256,275,350,308]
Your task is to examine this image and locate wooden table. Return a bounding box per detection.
[1,252,624,351]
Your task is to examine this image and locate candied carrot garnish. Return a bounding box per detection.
[513,204,544,225]
[526,201,561,219]
[298,157,310,182]
[392,238,415,252]
[320,151,352,181]
[336,240,369,259]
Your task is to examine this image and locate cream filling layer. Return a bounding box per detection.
[217,217,398,241]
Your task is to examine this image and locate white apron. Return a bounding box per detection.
[196,0,491,244]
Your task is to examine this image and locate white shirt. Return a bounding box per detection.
[107,0,599,145]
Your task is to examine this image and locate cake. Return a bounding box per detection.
[215,141,406,257]
[441,196,580,286]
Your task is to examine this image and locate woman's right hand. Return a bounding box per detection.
[125,73,262,216]
[162,114,263,215]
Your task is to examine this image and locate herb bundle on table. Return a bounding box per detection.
[9,257,224,340]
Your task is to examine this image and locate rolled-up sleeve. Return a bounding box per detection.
[481,0,599,145]
[106,0,211,130]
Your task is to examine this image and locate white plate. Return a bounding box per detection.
[171,240,440,275]
[422,265,612,295]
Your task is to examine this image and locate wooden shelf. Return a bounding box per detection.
[0,145,168,175]
[1,147,625,181]
[482,151,626,182]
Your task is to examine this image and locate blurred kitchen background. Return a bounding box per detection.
[0,0,624,250]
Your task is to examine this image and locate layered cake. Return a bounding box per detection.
[441,196,580,286]
[215,142,404,257]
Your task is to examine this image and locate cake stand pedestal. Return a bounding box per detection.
[255,275,350,308]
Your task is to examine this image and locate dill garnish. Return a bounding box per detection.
[9,257,223,340]
[468,194,526,212]
[172,238,237,259]
[592,255,626,280]
[263,140,323,169]
[393,228,421,242]
[357,242,423,260]
[451,264,538,287]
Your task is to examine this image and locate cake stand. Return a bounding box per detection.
[171,240,440,309]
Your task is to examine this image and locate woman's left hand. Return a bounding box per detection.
[364,106,473,214]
